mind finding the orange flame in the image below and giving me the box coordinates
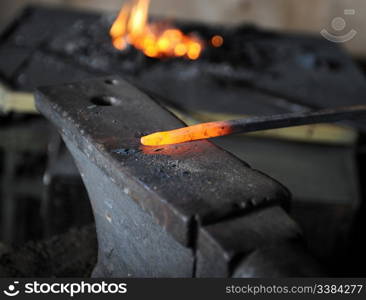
[141,121,233,146]
[110,0,205,59]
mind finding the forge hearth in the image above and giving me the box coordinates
[1,6,366,124]
[35,77,323,277]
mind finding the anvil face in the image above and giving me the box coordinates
[35,77,322,277]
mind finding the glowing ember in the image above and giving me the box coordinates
[141,121,233,146]
[211,35,224,47]
[110,0,210,60]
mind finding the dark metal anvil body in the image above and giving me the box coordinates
[35,77,322,277]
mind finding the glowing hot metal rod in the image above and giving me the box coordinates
[141,105,366,146]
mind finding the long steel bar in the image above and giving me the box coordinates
[141,105,366,146]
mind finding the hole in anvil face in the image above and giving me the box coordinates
[91,96,122,106]
[104,79,119,85]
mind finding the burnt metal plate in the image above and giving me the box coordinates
[35,76,290,246]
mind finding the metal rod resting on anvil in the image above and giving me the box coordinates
[141,105,366,146]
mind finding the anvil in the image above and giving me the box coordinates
[35,77,323,277]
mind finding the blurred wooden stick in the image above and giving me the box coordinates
[0,83,37,114]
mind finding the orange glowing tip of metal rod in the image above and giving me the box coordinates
[140,105,366,146]
[141,121,233,146]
